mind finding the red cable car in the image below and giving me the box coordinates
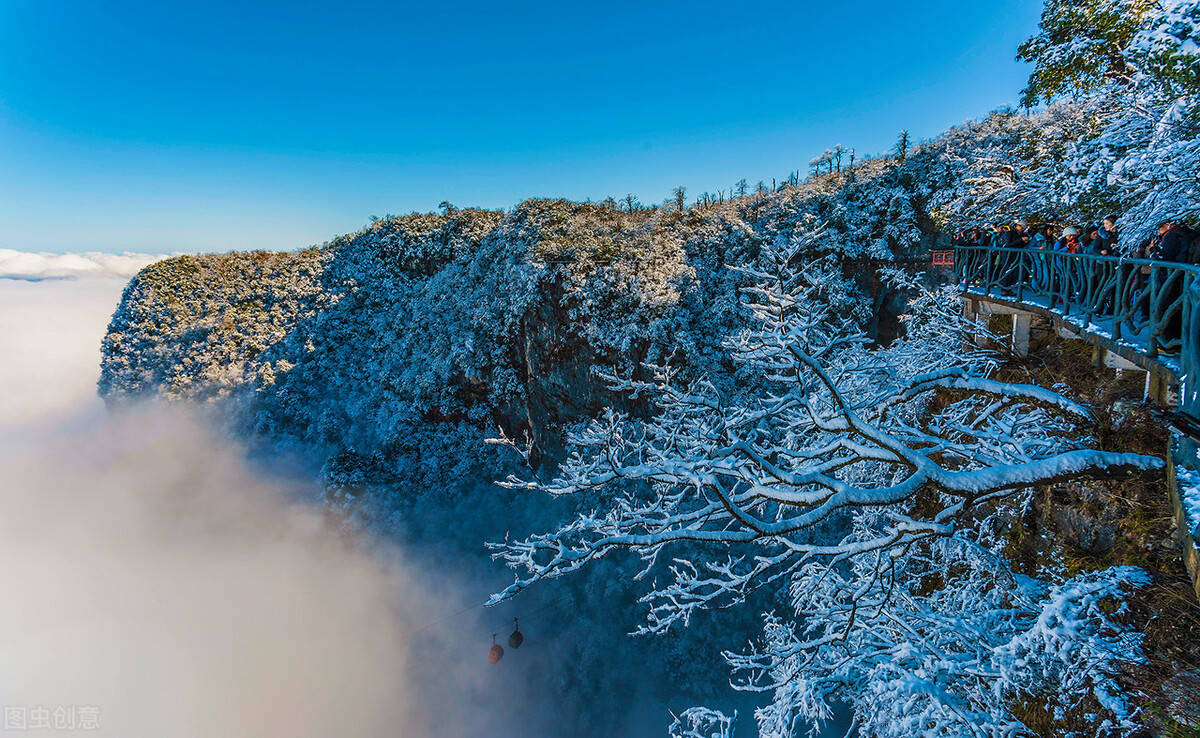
[488,634,504,664]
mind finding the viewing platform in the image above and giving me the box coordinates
[953,245,1200,599]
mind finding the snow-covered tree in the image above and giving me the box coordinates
[893,130,911,162]
[1009,0,1200,243]
[669,707,736,738]
[1017,0,1157,105]
[489,231,1163,736]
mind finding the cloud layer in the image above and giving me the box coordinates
[0,278,128,427]
[0,276,551,738]
[0,407,431,737]
[0,249,168,281]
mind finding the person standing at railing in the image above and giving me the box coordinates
[1087,218,1119,314]
[1078,226,1110,311]
[1154,220,1189,263]
[954,227,985,247]
[1010,220,1032,248]
[1029,224,1055,295]
[984,225,1008,291]
[1126,232,1158,323]
[998,220,1030,293]
[1087,216,1119,319]
[1150,220,1189,352]
[1097,216,1118,255]
[1030,226,1050,250]
[1051,227,1083,304]
[1053,226,1082,253]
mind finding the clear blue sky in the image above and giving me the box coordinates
[0,0,1043,254]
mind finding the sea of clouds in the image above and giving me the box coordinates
[0,268,553,738]
[0,255,841,738]
[0,249,171,282]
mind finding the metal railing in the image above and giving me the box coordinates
[954,245,1200,412]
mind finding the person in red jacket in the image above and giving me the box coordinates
[1054,226,1082,253]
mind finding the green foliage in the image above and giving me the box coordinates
[1017,0,1155,106]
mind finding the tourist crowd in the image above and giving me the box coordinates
[952,217,1196,263]
[952,217,1200,351]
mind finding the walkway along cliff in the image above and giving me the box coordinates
[955,244,1200,602]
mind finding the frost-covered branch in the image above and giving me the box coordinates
[488,245,1162,736]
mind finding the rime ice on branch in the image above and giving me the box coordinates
[489,232,1164,737]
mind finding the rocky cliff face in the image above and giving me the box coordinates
[97,198,862,738]
[99,194,915,493]
[101,201,725,491]
[99,96,1187,495]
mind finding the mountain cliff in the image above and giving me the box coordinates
[98,171,939,492]
[98,79,1200,483]
[95,107,1200,735]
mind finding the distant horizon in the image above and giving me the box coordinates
[1,0,1043,255]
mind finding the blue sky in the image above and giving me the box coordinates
[0,0,1043,254]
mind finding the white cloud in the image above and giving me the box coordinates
[0,276,554,738]
[0,249,169,281]
[0,278,127,427]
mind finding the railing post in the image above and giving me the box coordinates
[1016,251,1026,302]
[1184,275,1198,414]
[1065,253,1075,316]
[988,247,998,296]
[1150,266,1161,358]
[1108,260,1118,343]
[1088,256,1097,322]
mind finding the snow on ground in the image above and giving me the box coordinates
[1176,455,1200,544]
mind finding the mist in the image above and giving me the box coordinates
[0,277,130,427]
[0,271,810,738]
[0,276,560,737]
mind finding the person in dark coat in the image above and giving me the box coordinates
[1097,216,1118,255]
[1155,220,1189,263]
[1087,218,1118,314]
[989,225,1008,249]
[1010,220,1032,247]
[999,220,1030,291]
[1152,221,1188,350]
